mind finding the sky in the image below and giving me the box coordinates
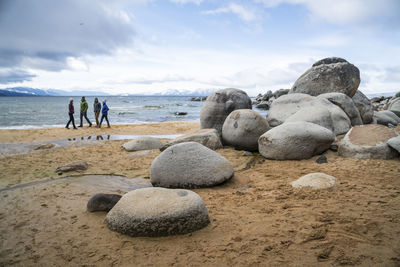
[0,0,399,96]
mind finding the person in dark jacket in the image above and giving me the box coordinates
[93,98,101,127]
[65,98,78,129]
[99,100,110,128]
[79,96,92,127]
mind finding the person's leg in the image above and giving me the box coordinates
[79,112,83,127]
[95,112,100,126]
[105,115,110,127]
[71,114,77,129]
[84,111,92,126]
[66,114,71,128]
[99,114,104,128]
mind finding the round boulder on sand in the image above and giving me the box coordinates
[352,90,373,124]
[200,88,252,133]
[222,109,270,151]
[388,97,400,117]
[258,121,335,160]
[285,106,334,132]
[123,136,163,152]
[291,173,337,189]
[317,92,363,126]
[290,57,360,97]
[160,128,222,151]
[150,142,234,188]
[105,187,210,237]
[373,110,400,126]
[338,124,399,159]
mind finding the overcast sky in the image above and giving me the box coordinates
[0,0,399,96]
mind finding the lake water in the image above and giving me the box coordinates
[0,96,267,129]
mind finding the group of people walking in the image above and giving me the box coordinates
[66,97,110,129]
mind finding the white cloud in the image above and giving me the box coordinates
[170,0,204,5]
[202,3,259,22]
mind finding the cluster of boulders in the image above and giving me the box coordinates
[87,56,399,239]
[189,96,207,101]
[252,89,289,109]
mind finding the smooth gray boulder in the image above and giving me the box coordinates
[291,173,337,189]
[388,97,400,117]
[160,128,222,151]
[317,92,363,126]
[258,121,335,160]
[373,110,400,126]
[338,125,399,159]
[290,57,360,97]
[56,161,88,173]
[352,90,373,124]
[122,137,163,152]
[150,142,234,188]
[222,109,270,151]
[387,136,400,153]
[267,93,351,135]
[87,193,122,212]
[105,187,210,237]
[200,88,252,133]
[285,106,334,133]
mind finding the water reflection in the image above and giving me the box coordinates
[68,135,111,141]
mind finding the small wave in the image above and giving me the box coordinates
[118,112,137,115]
[144,105,164,109]
[0,124,65,130]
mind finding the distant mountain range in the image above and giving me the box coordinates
[0,87,110,96]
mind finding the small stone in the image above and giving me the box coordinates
[291,173,337,189]
[329,144,338,152]
[56,161,88,173]
[87,193,122,212]
[243,151,253,156]
[34,143,55,150]
[316,155,328,164]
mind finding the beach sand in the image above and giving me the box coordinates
[0,122,399,266]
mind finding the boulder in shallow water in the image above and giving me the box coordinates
[258,121,335,160]
[222,109,270,151]
[87,193,122,212]
[352,90,373,124]
[200,88,252,134]
[56,161,88,173]
[290,57,360,97]
[151,142,234,188]
[338,124,399,159]
[105,187,210,237]
[160,128,222,151]
[122,136,163,152]
[291,173,336,189]
[373,110,400,126]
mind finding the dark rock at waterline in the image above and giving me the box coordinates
[87,193,122,212]
[174,112,188,116]
[189,96,207,101]
[316,155,328,164]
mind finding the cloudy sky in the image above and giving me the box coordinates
[0,0,399,96]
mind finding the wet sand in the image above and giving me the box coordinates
[0,122,400,266]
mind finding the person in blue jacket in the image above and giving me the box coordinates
[98,100,110,128]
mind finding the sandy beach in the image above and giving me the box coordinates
[0,121,399,266]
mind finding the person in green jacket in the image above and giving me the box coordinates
[79,96,92,127]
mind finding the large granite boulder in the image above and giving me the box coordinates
[200,88,252,133]
[258,121,335,160]
[387,136,400,153]
[388,97,400,117]
[150,142,234,188]
[160,129,222,151]
[317,92,363,126]
[122,137,163,152]
[285,106,334,133]
[105,188,210,237]
[352,90,373,124]
[291,173,337,190]
[267,93,351,135]
[290,57,360,97]
[338,124,399,159]
[87,193,122,212]
[222,109,270,151]
[373,110,400,126]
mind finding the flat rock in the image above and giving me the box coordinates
[222,109,270,151]
[317,92,363,126]
[105,187,210,237]
[150,142,234,188]
[87,193,122,212]
[387,136,400,153]
[352,90,373,124]
[373,110,400,126]
[160,128,222,151]
[200,88,252,134]
[122,137,163,152]
[338,124,399,159]
[258,121,335,160]
[290,57,360,97]
[56,161,88,173]
[291,173,337,189]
